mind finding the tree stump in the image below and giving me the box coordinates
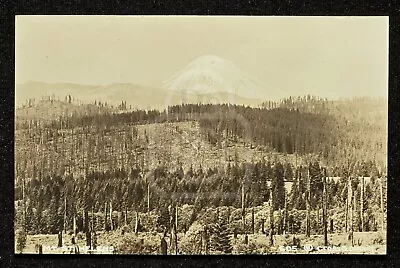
[160,237,167,255]
[71,234,76,245]
[92,231,97,250]
[269,229,274,247]
[57,231,62,248]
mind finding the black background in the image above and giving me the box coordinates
[1,1,399,267]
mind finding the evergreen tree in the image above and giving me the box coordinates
[295,166,307,210]
[49,186,63,234]
[272,162,285,210]
[16,228,27,253]
[210,216,232,254]
[309,161,323,209]
[289,176,299,210]
[35,189,44,234]
[285,162,294,181]
[157,205,171,231]
[25,200,35,234]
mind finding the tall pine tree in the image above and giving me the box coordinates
[210,216,232,254]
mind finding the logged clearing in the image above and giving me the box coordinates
[137,121,297,172]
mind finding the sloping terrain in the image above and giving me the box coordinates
[15,81,171,110]
[15,99,116,122]
[16,81,262,110]
[138,121,301,172]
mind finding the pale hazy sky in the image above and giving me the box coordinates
[15,16,388,99]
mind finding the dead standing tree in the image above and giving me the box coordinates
[241,181,246,233]
[72,211,77,244]
[347,176,354,246]
[85,210,91,249]
[175,204,178,253]
[109,200,113,231]
[160,228,168,255]
[147,182,150,215]
[251,206,255,235]
[168,204,179,255]
[322,168,328,246]
[306,168,311,237]
[134,211,140,234]
[379,175,385,232]
[104,201,108,231]
[283,194,288,235]
[62,179,68,235]
[360,176,365,232]
[201,225,210,254]
[269,184,274,247]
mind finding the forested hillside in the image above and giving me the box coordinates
[14,96,387,254]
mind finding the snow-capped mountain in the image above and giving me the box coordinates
[163,55,269,101]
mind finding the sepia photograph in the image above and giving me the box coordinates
[14,16,388,255]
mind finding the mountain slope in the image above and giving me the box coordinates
[16,80,263,111]
[15,81,169,110]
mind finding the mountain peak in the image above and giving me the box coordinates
[186,54,235,68]
[163,54,268,100]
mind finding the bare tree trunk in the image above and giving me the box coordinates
[63,194,67,234]
[277,209,282,235]
[353,189,357,245]
[251,206,255,235]
[22,176,26,230]
[175,204,178,233]
[283,196,288,235]
[85,210,91,248]
[58,231,63,247]
[269,188,274,246]
[241,183,245,233]
[348,177,353,246]
[380,177,385,231]
[306,169,311,237]
[323,173,328,246]
[91,207,95,233]
[124,205,128,226]
[160,236,167,255]
[360,176,364,232]
[147,183,150,214]
[172,226,178,255]
[135,211,139,234]
[109,201,113,231]
[345,195,348,233]
[104,201,108,231]
[72,213,77,244]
